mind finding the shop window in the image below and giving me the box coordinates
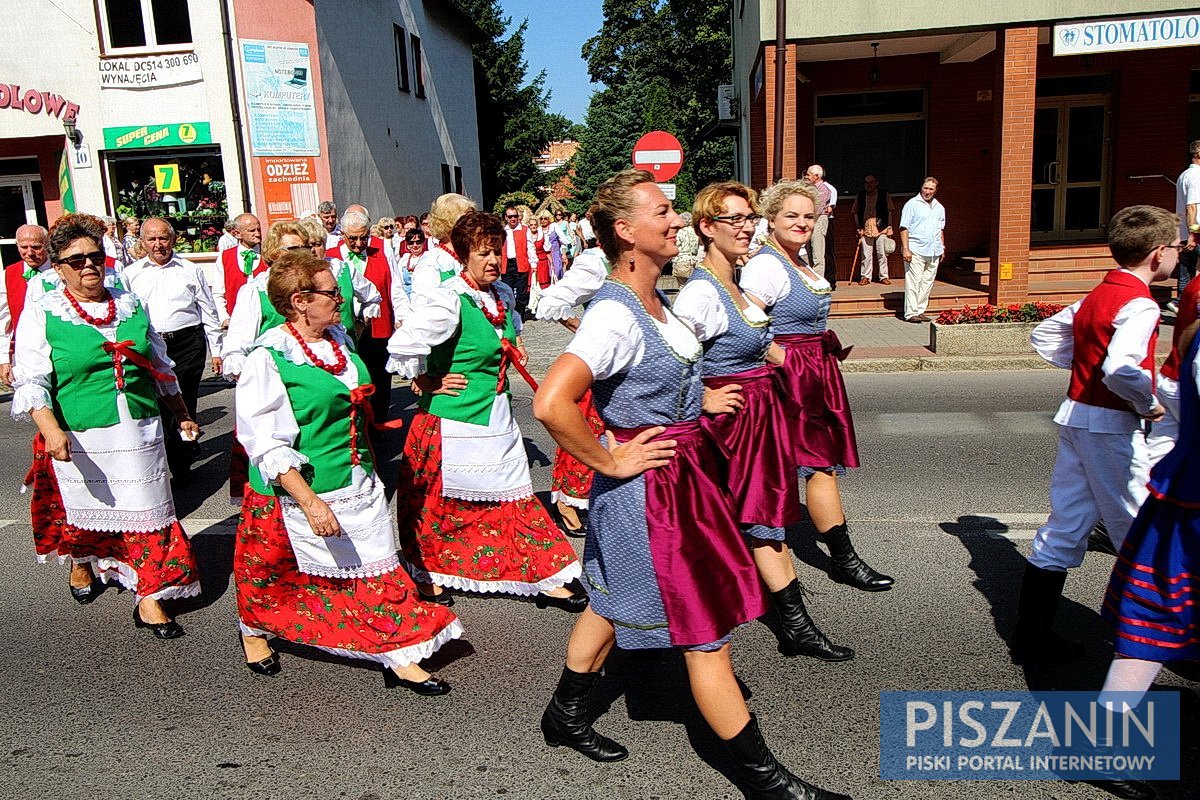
[100,0,192,52]
[441,163,453,194]
[453,166,463,194]
[105,148,226,253]
[394,25,410,93]
[412,34,426,99]
[814,89,927,198]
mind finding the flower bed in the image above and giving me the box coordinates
[930,302,1065,356]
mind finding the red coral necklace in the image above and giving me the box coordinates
[285,322,347,375]
[64,289,116,326]
[459,269,507,328]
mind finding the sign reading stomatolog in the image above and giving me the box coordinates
[0,83,79,120]
[1055,12,1200,56]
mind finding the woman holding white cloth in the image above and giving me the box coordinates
[387,211,584,610]
[233,250,460,693]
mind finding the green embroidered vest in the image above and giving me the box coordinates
[45,302,159,431]
[419,292,517,426]
[247,345,373,496]
[335,263,356,332]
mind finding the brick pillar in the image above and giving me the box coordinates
[762,43,799,184]
[988,27,1038,305]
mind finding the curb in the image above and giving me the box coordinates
[840,355,1054,373]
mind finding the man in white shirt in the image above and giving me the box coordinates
[579,211,596,248]
[805,165,834,280]
[319,200,341,250]
[124,217,223,478]
[0,224,52,385]
[502,204,538,318]
[899,177,946,323]
[212,213,262,324]
[1172,140,1200,313]
[217,219,239,252]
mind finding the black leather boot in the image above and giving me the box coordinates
[1010,561,1085,664]
[540,666,628,762]
[770,579,854,662]
[724,714,853,800]
[817,523,894,592]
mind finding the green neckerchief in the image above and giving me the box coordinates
[241,249,257,276]
[345,249,365,267]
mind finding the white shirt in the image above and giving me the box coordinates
[1030,290,1160,431]
[1177,163,1200,240]
[217,232,238,252]
[504,224,538,265]
[411,247,460,295]
[0,259,51,366]
[122,254,223,353]
[534,247,609,320]
[208,244,259,326]
[825,180,839,214]
[579,217,594,242]
[565,298,701,380]
[740,249,828,308]
[386,277,521,378]
[673,275,769,342]
[899,196,946,258]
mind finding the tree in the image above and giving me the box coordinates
[569,0,735,212]
[453,0,572,207]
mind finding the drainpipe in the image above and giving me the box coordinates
[772,0,786,182]
[219,0,253,213]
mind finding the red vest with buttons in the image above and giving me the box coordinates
[1067,269,1158,411]
[221,247,266,317]
[509,225,531,274]
[1160,277,1200,381]
[326,243,393,338]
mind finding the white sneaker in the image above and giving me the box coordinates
[1167,300,1179,314]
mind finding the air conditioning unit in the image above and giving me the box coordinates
[717,84,738,121]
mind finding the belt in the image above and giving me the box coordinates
[159,324,202,341]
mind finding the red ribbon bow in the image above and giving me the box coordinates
[498,339,538,393]
[348,384,404,466]
[102,340,178,390]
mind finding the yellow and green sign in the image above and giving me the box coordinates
[102,122,211,150]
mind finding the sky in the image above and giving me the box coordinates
[500,0,604,125]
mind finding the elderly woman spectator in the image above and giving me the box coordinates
[12,213,200,637]
[373,217,400,268]
[233,249,461,689]
[411,193,477,294]
[121,216,140,258]
[387,211,584,609]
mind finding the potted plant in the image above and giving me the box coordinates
[930,302,1065,356]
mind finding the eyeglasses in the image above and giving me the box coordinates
[505,214,520,220]
[711,214,762,227]
[303,289,343,303]
[407,239,426,246]
[282,245,309,252]
[344,234,370,243]
[56,251,106,270]
[1162,243,1186,252]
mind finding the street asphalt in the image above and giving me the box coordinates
[0,319,1196,800]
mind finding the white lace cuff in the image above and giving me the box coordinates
[220,351,247,382]
[361,303,382,320]
[256,446,310,484]
[10,383,51,421]
[156,379,181,396]
[386,354,424,379]
[535,298,578,321]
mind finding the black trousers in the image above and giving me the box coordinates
[356,330,392,422]
[157,324,205,472]
[502,258,530,313]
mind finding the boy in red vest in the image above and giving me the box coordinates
[1012,205,1181,664]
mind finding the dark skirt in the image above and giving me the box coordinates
[773,331,860,470]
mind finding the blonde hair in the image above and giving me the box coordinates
[592,168,657,262]
[692,181,759,245]
[428,193,477,240]
[759,180,820,221]
[262,221,308,264]
[298,217,328,249]
[372,217,396,237]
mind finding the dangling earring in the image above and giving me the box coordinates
[627,256,636,269]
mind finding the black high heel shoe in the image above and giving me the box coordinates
[241,637,281,677]
[133,604,185,639]
[382,668,451,696]
[535,581,588,613]
[69,579,100,605]
[417,588,454,607]
[552,505,588,539]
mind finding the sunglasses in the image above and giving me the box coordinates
[56,251,106,270]
[303,289,343,303]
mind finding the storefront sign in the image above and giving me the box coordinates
[259,156,319,224]
[240,40,321,157]
[154,164,181,193]
[103,122,211,149]
[1055,12,1200,56]
[98,53,203,89]
[0,83,79,120]
[71,144,91,170]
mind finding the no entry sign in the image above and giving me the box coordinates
[632,131,683,182]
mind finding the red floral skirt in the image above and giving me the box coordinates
[28,434,199,602]
[235,488,462,667]
[397,410,581,594]
[550,391,603,509]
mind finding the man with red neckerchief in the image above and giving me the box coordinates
[1,224,52,385]
[326,209,399,422]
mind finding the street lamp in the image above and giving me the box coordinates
[62,117,82,148]
[868,43,881,85]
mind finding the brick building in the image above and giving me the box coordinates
[732,2,1199,315]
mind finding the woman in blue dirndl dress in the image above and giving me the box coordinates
[532,170,852,800]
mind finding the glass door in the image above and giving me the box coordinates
[0,178,39,265]
[1030,97,1111,241]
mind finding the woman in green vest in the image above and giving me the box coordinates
[233,250,461,692]
[388,211,585,610]
[12,213,200,638]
